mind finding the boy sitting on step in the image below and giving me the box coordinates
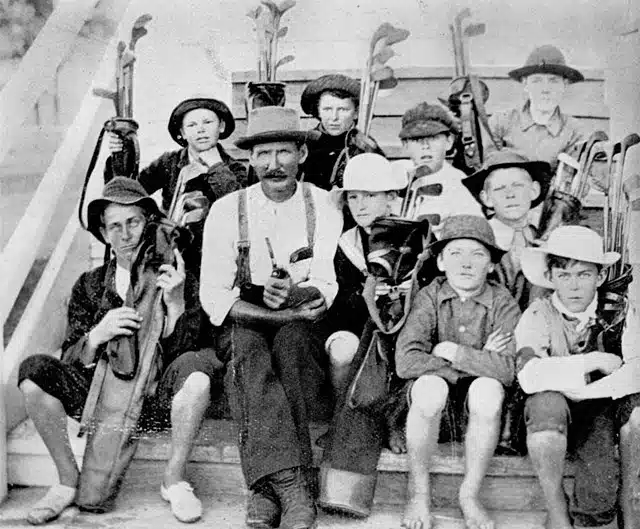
[395,214,521,529]
[393,102,483,231]
[516,225,640,529]
[462,148,551,311]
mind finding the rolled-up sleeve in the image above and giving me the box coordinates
[199,193,241,326]
[300,191,342,308]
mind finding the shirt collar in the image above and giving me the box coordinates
[520,101,565,137]
[438,278,494,309]
[489,217,536,250]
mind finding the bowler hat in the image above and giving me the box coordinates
[235,106,321,150]
[87,177,160,244]
[168,97,235,146]
[399,102,460,140]
[330,153,406,207]
[301,74,361,118]
[462,149,552,209]
[520,225,620,289]
[508,45,584,84]
[428,214,506,263]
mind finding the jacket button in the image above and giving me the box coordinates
[459,325,466,333]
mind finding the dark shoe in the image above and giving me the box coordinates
[246,481,280,529]
[268,467,317,529]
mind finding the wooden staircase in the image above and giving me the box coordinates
[6,417,568,527]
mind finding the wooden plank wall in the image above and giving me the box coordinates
[225,67,608,160]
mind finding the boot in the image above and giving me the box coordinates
[268,467,317,529]
[246,480,281,529]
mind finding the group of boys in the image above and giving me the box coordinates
[15,42,640,529]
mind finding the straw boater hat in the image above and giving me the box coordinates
[398,102,460,140]
[234,106,321,150]
[300,74,361,118]
[87,177,161,244]
[508,45,584,84]
[462,149,552,209]
[330,153,406,207]
[168,97,236,146]
[520,225,620,289]
[427,214,506,264]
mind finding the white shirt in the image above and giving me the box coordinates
[199,182,343,326]
[392,160,483,233]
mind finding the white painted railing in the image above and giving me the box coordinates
[0,0,134,504]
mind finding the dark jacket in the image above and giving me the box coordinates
[61,259,204,371]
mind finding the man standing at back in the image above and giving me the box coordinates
[199,106,343,529]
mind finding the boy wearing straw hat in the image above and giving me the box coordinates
[395,214,521,529]
[516,225,640,529]
[487,45,585,170]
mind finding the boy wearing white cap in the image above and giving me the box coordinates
[318,153,407,518]
[516,225,640,529]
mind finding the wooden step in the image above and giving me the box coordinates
[7,418,575,512]
[1,486,549,529]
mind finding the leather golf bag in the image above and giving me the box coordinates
[76,217,182,512]
[536,189,582,242]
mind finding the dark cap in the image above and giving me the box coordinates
[300,74,361,118]
[168,97,235,146]
[87,177,160,244]
[428,214,506,263]
[508,45,584,84]
[399,102,460,139]
[462,149,552,209]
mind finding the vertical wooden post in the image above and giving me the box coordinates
[0,327,6,504]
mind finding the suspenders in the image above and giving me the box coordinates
[233,183,317,289]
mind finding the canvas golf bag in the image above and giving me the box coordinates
[76,216,186,512]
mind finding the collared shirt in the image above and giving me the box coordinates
[487,101,585,169]
[199,182,343,326]
[395,276,521,386]
[392,160,483,233]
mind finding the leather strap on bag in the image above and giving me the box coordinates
[468,74,500,150]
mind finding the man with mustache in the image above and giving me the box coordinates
[199,106,343,529]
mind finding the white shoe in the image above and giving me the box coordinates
[160,481,203,523]
[27,484,76,525]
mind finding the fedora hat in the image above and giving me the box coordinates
[462,149,551,209]
[428,214,506,263]
[168,97,235,146]
[520,225,620,289]
[300,74,361,118]
[399,102,460,139]
[508,45,584,84]
[330,153,406,207]
[235,106,321,150]
[87,177,161,244]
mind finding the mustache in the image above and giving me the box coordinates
[263,169,289,179]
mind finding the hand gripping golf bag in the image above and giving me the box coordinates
[76,216,184,512]
[346,216,433,413]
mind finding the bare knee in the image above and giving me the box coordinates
[527,430,567,454]
[410,375,449,417]
[326,331,359,368]
[176,372,210,401]
[467,377,504,418]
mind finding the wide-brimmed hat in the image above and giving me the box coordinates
[168,97,235,146]
[508,45,584,84]
[300,74,361,118]
[520,225,620,288]
[87,177,160,244]
[399,102,460,139]
[235,106,321,150]
[330,153,406,207]
[428,214,506,263]
[462,149,552,209]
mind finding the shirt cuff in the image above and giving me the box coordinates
[299,279,338,309]
[203,287,240,327]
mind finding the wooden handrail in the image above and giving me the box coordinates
[0,0,100,165]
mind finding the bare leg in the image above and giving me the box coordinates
[527,431,572,529]
[20,380,78,487]
[164,372,210,486]
[402,375,448,529]
[459,377,503,529]
[326,331,359,400]
[620,406,640,529]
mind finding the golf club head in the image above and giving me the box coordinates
[371,65,394,82]
[464,22,486,38]
[378,76,398,91]
[454,8,471,25]
[372,46,395,65]
[130,13,152,51]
